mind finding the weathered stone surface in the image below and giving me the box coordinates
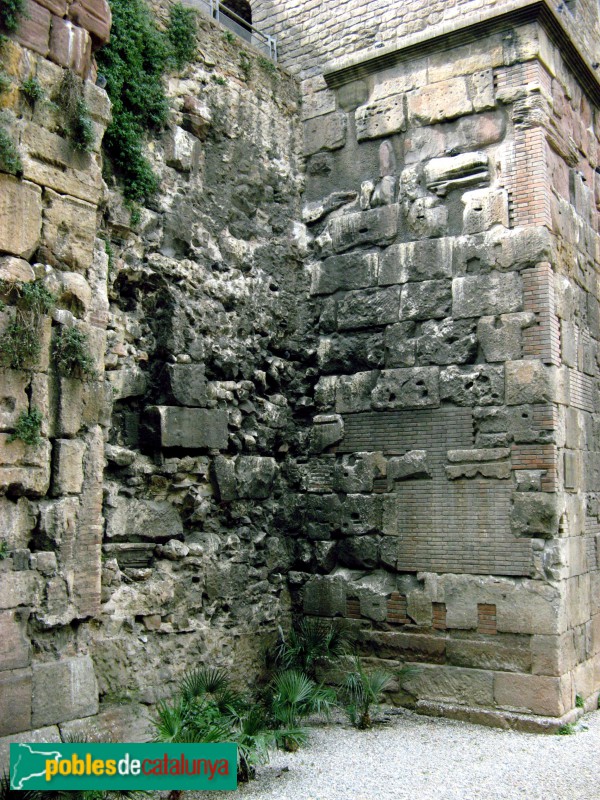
[462,188,509,234]
[305,494,343,539]
[164,126,199,172]
[32,656,98,727]
[477,313,534,362]
[0,436,51,497]
[340,494,382,535]
[235,456,277,499]
[164,364,208,407]
[335,371,379,413]
[318,332,384,373]
[400,280,451,321]
[59,703,152,745]
[511,493,558,538]
[407,78,473,126]
[425,152,489,196]
[303,191,358,224]
[331,453,381,493]
[0,610,31,672]
[372,367,440,410]
[329,206,399,253]
[0,256,35,284]
[453,227,553,274]
[494,673,568,716]
[0,370,29,432]
[303,574,347,616]
[14,1,51,56]
[406,197,448,238]
[145,406,228,449]
[453,273,523,318]
[356,94,406,141]
[379,239,453,286]
[417,319,477,365]
[0,176,43,259]
[384,322,417,367]
[440,365,504,406]
[505,361,555,405]
[0,668,32,736]
[0,724,61,773]
[304,112,347,155]
[446,637,531,673]
[446,462,511,479]
[310,415,344,453]
[105,497,183,543]
[51,439,85,495]
[337,286,401,330]
[41,190,97,272]
[402,664,494,707]
[48,17,92,75]
[69,0,112,47]
[388,450,429,481]
[0,497,35,551]
[337,536,379,569]
[311,252,379,295]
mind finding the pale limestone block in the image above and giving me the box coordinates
[41,189,97,272]
[0,176,42,259]
[407,77,473,125]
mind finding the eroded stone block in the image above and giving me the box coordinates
[400,280,451,321]
[505,361,555,405]
[105,497,183,543]
[372,367,440,410]
[477,313,534,362]
[337,286,401,330]
[329,206,399,253]
[356,94,406,141]
[0,668,32,736]
[0,176,43,259]
[453,272,523,318]
[51,439,85,495]
[304,112,347,156]
[32,656,98,727]
[425,152,489,196]
[407,78,473,125]
[164,364,207,407]
[145,406,228,450]
[41,190,97,272]
[417,319,477,365]
[511,493,558,538]
[311,252,379,296]
[379,238,453,286]
[440,365,504,406]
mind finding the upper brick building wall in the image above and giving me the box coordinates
[252,0,600,79]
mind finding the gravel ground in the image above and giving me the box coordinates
[196,708,600,800]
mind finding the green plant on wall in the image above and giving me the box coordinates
[53,326,96,379]
[0,0,25,33]
[60,70,95,152]
[167,2,197,70]
[8,407,43,447]
[0,126,22,175]
[21,76,45,104]
[0,279,55,370]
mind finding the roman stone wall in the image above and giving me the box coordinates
[252,0,600,80]
[0,0,305,760]
[297,6,600,729]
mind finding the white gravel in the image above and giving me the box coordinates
[196,708,600,800]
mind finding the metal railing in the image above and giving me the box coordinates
[182,0,277,62]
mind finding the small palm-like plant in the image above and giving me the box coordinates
[342,657,395,730]
[270,669,336,751]
[274,618,350,679]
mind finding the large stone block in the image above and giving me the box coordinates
[0,175,43,259]
[14,0,51,56]
[164,364,207,407]
[329,206,399,253]
[505,361,556,405]
[400,280,452,321]
[69,0,112,48]
[145,406,228,450]
[379,239,453,286]
[511,493,558,538]
[407,78,473,126]
[494,673,569,716]
[340,494,383,535]
[105,497,183,543]
[235,456,277,500]
[453,272,523,318]
[51,439,85,495]
[477,313,534,362]
[310,414,344,453]
[462,188,509,234]
[318,332,384,374]
[0,668,32,736]
[384,322,416,368]
[0,256,35,284]
[440,365,504,406]
[337,286,401,330]
[0,497,35,551]
[0,724,61,774]
[304,112,347,156]
[446,636,531,673]
[335,371,379,413]
[372,367,440,410]
[48,17,92,76]
[424,152,489,196]
[0,370,29,432]
[32,656,98,727]
[303,574,347,616]
[402,664,494,707]
[0,435,51,497]
[417,319,477,365]
[355,94,406,141]
[41,190,97,272]
[453,227,553,274]
[311,252,379,295]
[0,609,30,671]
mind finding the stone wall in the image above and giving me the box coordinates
[0,4,112,750]
[253,0,600,81]
[0,0,305,759]
[297,4,600,730]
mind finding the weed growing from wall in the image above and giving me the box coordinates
[60,70,95,152]
[21,76,44,104]
[53,326,96,379]
[0,0,24,33]
[0,280,55,370]
[0,126,22,175]
[8,407,43,447]
[167,3,197,70]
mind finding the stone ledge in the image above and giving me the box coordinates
[415,699,582,734]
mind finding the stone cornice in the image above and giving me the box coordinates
[323,0,600,105]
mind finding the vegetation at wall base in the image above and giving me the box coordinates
[0,0,25,34]
[342,656,395,730]
[273,618,350,679]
